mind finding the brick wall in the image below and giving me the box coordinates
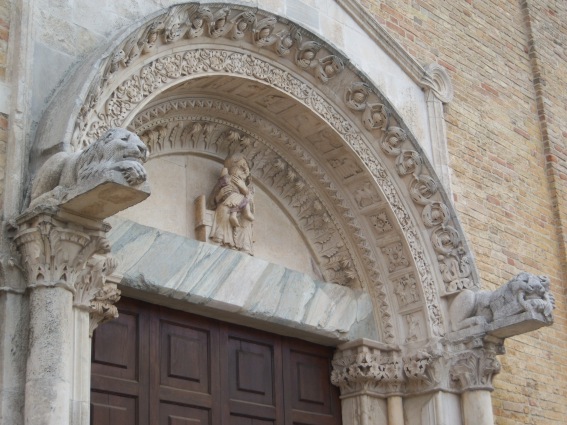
[0,0,9,213]
[358,0,566,423]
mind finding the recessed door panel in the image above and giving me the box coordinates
[91,298,340,425]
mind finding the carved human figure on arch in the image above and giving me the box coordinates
[208,152,255,255]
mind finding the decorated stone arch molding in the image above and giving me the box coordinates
[32,2,480,342]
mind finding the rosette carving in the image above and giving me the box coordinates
[345,82,370,111]
[380,127,407,156]
[422,202,450,228]
[253,17,278,47]
[362,103,389,131]
[409,175,438,205]
[395,150,422,176]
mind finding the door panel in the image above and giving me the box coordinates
[221,326,284,425]
[159,402,211,425]
[283,341,340,425]
[91,299,150,425]
[90,391,137,425]
[91,298,340,425]
[157,320,215,394]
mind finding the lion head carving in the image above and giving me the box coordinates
[29,128,149,209]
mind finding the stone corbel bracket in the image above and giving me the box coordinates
[448,272,555,338]
[28,128,150,218]
[14,128,150,305]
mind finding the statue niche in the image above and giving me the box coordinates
[205,152,255,255]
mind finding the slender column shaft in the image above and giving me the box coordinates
[25,286,74,425]
[70,308,92,425]
[0,291,27,425]
[462,390,494,425]
[387,396,404,425]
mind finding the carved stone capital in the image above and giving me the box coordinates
[403,350,436,385]
[89,281,121,336]
[13,209,111,292]
[74,255,121,335]
[331,339,404,397]
[332,338,509,396]
[448,344,502,392]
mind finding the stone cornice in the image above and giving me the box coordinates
[334,0,426,85]
[335,0,454,105]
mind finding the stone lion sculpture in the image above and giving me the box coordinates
[449,272,554,332]
[29,128,148,209]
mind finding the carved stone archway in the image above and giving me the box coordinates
[21,3,556,425]
[32,2,480,344]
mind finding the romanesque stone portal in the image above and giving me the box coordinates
[3,2,558,425]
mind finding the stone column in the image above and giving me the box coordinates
[331,339,403,425]
[13,209,114,425]
[71,257,121,425]
[461,390,494,425]
[13,128,150,425]
[387,396,404,425]
[448,343,503,425]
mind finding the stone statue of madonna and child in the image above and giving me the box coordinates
[207,152,255,255]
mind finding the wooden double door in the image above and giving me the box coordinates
[91,298,341,425]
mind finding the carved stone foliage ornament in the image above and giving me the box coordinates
[449,350,501,391]
[343,79,475,296]
[89,281,121,336]
[74,4,344,149]
[74,255,121,335]
[331,339,508,397]
[331,347,404,396]
[67,3,481,338]
[13,209,122,338]
[13,212,111,291]
[331,342,440,397]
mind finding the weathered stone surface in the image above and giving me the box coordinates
[448,272,554,335]
[107,216,376,342]
[1,1,565,424]
[29,128,150,217]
